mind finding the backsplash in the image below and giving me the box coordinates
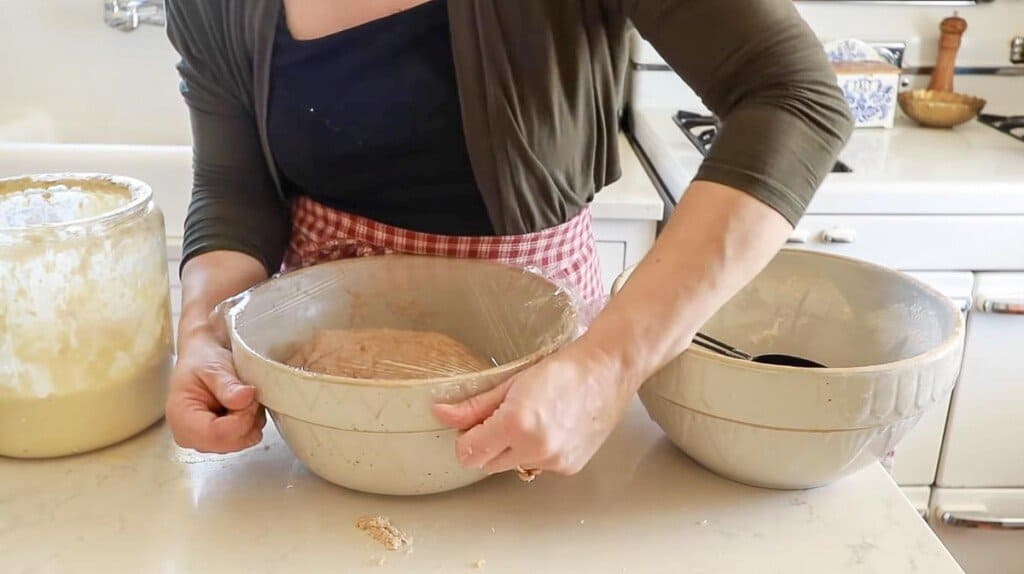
[630,1,1024,114]
[632,1,1024,67]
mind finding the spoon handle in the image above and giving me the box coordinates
[693,332,754,361]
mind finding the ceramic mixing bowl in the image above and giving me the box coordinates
[612,249,964,489]
[228,255,577,495]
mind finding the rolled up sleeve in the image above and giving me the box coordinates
[617,0,854,225]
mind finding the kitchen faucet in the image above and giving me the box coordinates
[104,0,165,32]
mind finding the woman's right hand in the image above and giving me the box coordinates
[166,329,266,453]
[166,251,271,454]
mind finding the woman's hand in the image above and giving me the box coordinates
[165,329,266,453]
[433,341,633,475]
[166,251,270,454]
[435,181,793,477]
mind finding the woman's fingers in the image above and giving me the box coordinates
[455,410,513,469]
[174,399,261,453]
[432,378,513,430]
[199,362,256,412]
[482,448,520,475]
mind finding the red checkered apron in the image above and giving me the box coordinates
[283,195,605,305]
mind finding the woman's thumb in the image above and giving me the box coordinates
[202,364,256,411]
[433,378,513,430]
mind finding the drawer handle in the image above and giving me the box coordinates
[977,298,1024,315]
[786,230,810,244]
[820,227,857,244]
[941,510,1024,530]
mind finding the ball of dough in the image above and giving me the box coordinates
[286,329,493,380]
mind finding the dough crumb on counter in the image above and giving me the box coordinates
[473,559,487,569]
[356,515,413,551]
[515,466,538,482]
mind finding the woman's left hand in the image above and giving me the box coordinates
[432,342,633,476]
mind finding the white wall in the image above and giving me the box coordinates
[0,0,188,145]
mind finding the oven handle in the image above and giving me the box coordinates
[941,510,1024,530]
[977,297,1024,315]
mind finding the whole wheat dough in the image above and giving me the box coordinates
[287,328,493,380]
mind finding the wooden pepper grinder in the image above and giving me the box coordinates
[928,12,967,93]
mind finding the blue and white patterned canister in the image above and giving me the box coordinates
[825,39,901,129]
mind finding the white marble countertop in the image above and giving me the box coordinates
[631,106,1024,215]
[1,401,962,574]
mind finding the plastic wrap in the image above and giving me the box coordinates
[219,255,597,387]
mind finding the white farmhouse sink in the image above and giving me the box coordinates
[0,0,191,250]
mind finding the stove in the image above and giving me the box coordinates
[673,111,853,173]
[978,113,1024,143]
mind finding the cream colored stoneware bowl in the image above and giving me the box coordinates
[228,255,577,495]
[612,249,965,489]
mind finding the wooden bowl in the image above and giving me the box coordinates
[898,89,986,128]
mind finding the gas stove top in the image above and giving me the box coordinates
[978,114,1024,143]
[629,105,1024,216]
[673,111,853,173]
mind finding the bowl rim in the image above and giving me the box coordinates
[0,172,152,232]
[613,249,965,375]
[229,255,579,388]
[897,88,987,107]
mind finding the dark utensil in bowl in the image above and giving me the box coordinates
[693,332,827,368]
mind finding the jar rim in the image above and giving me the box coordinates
[0,173,153,233]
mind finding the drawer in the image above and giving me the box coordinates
[596,241,626,294]
[788,215,1024,270]
[937,273,1024,487]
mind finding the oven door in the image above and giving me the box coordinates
[930,488,1024,574]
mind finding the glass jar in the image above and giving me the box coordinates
[0,174,173,457]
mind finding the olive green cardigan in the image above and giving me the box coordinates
[166,0,853,274]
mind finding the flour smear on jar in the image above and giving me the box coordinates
[0,176,173,458]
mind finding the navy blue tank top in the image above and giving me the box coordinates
[267,0,493,235]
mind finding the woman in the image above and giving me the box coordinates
[165,0,853,477]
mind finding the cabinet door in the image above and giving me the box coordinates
[891,273,973,486]
[592,219,657,292]
[937,273,1024,487]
